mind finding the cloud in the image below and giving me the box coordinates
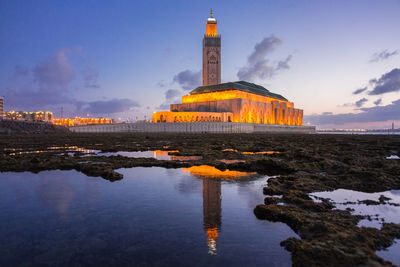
[173,70,201,90]
[157,81,167,88]
[355,98,368,107]
[370,49,398,63]
[3,48,132,118]
[374,98,382,106]
[276,55,292,70]
[305,98,400,125]
[33,48,75,90]
[368,68,400,95]
[248,36,282,64]
[340,98,368,108]
[14,65,29,77]
[237,60,276,81]
[237,35,292,81]
[157,89,182,110]
[353,87,367,95]
[165,89,181,100]
[81,98,140,115]
[83,66,100,88]
[5,49,77,110]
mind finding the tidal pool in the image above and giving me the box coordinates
[0,167,296,266]
[310,189,400,228]
[4,146,99,156]
[90,150,202,161]
[376,239,400,266]
[310,189,400,265]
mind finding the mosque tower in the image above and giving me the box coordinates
[203,9,221,86]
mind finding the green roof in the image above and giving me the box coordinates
[190,81,288,101]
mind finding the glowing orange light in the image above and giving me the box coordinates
[242,151,280,155]
[182,90,292,106]
[207,227,218,240]
[182,165,256,179]
[206,23,217,36]
[152,111,232,123]
[53,117,113,127]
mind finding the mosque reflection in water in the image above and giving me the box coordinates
[182,165,257,255]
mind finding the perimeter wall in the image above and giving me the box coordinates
[69,122,315,134]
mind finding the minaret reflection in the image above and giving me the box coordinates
[203,178,221,255]
[182,165,257,255]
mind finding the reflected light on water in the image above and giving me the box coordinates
[242,151,280,155]
[182,165,256,179]
[152,150,202,161]
[0,168,296,266]
[206,228,218,255]
[6,146,98,156]
[202,178,221,255]
[185,165,258,255]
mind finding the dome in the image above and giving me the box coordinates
[207,8,217,24]
[207,17,217,24]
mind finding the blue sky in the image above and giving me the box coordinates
[1,0,399,128]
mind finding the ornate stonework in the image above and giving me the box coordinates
[203,13,221,86]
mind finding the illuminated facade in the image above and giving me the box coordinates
[53,117,113,127]
[153,81,303,125]
[152,11,303,126]
[4,110,54,122]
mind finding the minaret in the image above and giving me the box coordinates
[203,9,221,86]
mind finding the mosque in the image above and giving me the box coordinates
[152,11,303,126]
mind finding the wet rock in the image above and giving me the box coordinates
[264,197,280,205]
[379,195,391,203]
[358,199,381,205]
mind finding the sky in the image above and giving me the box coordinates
[0,0,399,129]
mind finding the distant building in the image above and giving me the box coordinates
[53,117,113,127]
[4,110,54,122]
[0,97,4,118]
[152,11,303,126]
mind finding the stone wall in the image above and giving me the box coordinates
[70,122,315,134]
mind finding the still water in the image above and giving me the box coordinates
[310,189,400,229]
[0,167,296,266]
[310,189,400,266]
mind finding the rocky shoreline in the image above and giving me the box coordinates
[0,133,399,266]
[0,120,68,134]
